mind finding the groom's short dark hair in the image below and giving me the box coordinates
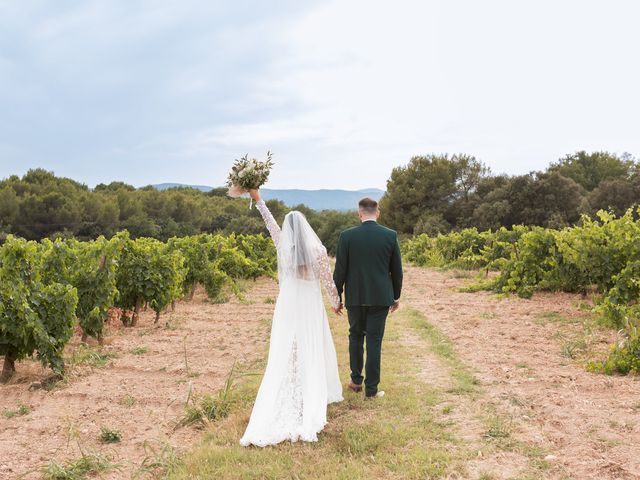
[358,197,378,214]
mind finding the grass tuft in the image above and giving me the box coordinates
[130,346,149,355]
[132,440,182,479]
[483,415,512,440]
[177,363,239,429]
[2,403,31,419]
[70,345,118,368]
[99,426,122,443]
[41,452,118,480]
[118,394,136,407]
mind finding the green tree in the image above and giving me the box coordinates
[467,172,584,229]
[548,151,635,191]
[315,210,359,255]
[453,154,490,203]
[587,177,640,216]
[0,186,19,228]
[94,181,136,192]
[380,154,489,234]
[521,172,585,227]
[17,191,83,239]
[380,154,459,234]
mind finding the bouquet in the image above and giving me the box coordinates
[226,151,274,207]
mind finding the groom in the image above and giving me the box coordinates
[333,197,403,399]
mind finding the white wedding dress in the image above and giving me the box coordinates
[240,200,343,447]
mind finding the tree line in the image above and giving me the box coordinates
[380,150,640,235]
[0,169,358,254]
[1,150,638,247]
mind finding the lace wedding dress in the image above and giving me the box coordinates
[239,200,343,447]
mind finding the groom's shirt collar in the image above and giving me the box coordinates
[362,220,377,224]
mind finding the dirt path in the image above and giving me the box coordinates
[402,266,640,480]
[0,279,278,480]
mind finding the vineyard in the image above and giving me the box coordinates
[3,206,640,383]
[0,232,276,382]
[403,207,640,375]
[1,217,640,478]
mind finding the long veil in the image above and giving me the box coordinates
[277,211,326,281]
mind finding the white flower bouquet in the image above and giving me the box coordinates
[226,151,274,206]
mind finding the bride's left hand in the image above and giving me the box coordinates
[249,189,261,201]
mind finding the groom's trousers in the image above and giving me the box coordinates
[347,305,389,397]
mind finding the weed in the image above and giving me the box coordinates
[71,345,118,368]
[2,403,31,419]
[118,394,136,408]
[41,452,118,480]
[176,363,239,429]
[100,426,122,444]
[484,415,512,440]
[133,440,182,479]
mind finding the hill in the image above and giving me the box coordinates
[153,184,385,211]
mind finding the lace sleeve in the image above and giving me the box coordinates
[315,251,341,310]
[255,199,281,248]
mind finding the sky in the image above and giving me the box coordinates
[1,0,639,190]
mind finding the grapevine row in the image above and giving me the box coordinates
[0,232,276,381]
[402,207,640,374]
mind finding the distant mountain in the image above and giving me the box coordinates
[152,183,385,211]
[259,188,385,211]
[153,183,213,192]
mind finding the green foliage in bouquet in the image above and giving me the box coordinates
[226,151,274,193]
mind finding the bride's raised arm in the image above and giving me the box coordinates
[251,191,281,249]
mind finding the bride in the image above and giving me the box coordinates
[239,188,343,447]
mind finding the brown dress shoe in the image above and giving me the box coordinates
[348,382,363,393]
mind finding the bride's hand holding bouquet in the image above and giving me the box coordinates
[248,189,261,202]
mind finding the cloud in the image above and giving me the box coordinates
[0,0,639,190]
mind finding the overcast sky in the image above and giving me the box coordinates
[1,0,639,190]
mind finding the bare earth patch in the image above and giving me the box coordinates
[404,266,640,480]
[0,279,277,480]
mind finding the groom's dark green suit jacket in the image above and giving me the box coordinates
[333,220,403,307]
